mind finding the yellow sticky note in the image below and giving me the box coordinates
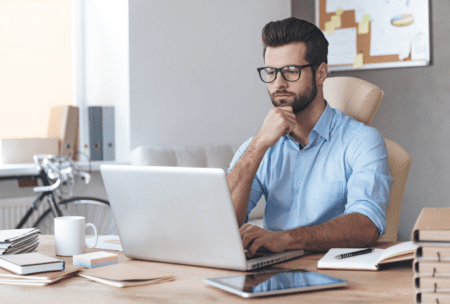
[331,15,341,28]
[336,8,344,16]
[358,21,369,34]
[354,54,363,69]
[363,14,370,22]
[325,21,335,35]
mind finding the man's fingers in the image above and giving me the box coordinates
[247,238,265,257]
[240,224,256,238]
[242,230,263,249]
[240,223,253,232]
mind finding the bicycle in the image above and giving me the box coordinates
[15,154,118,235]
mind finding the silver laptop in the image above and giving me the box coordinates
[100,165,304,271]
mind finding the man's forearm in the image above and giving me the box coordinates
[227,138,269,227]
[282,213,380,251]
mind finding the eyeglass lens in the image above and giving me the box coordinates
[260,66,301,83]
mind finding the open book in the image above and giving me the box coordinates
[317,241,416,271]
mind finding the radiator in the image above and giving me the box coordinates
[0,196,48,230]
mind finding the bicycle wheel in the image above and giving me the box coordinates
[33,197,118,235]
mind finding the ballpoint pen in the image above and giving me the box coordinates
[335,248,374,259]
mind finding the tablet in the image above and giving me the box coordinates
[204,269,348,298]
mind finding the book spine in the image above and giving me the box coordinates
[414,259,450,277]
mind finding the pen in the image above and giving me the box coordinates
[335,248,374,259]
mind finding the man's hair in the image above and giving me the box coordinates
[262,17,329,72]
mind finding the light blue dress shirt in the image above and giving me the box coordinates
[228,103,393,236]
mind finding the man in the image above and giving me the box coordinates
[227,18,393,257]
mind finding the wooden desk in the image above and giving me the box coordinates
[1,236,415,303]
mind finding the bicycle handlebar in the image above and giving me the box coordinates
[33,178,61,193]
[32,154,91,194]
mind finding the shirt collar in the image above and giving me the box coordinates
[311,100,334,142]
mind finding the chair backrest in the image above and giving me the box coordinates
[324,76,411,242]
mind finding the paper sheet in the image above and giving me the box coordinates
[411,33,427,61]
[326,0,355,13]
[94,235,123,252]
[324,28,357,66]
[368,0,429,58]
[353,53,363,69]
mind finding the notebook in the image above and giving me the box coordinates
[0,265,82,286]
[0,253,64,275]
[317,241,416,271]
[412,208,450,245]
[78,262,174,288]
[100,165,305,271]
[0,228,40,255]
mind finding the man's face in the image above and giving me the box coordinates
[264,42,317,114]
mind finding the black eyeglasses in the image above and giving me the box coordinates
[257,64,317,83]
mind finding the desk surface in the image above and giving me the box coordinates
[1,236,415,303]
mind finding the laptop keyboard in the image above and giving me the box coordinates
[245,251,270,260]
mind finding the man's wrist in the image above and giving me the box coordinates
[252,133,274,151]
[278,230,294,251]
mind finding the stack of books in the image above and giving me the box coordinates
[412,208,450,303]
[0,252,81,286]
[0,265,82,286]
[0,228,40,255]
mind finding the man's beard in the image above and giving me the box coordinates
[269,77,318,114]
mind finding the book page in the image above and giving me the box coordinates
[377,241,416,263]
[0,228,37,242]
[318,248,384,270]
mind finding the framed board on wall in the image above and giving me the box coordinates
[315,0,430,72]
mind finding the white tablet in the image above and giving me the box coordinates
[205,269,348,298]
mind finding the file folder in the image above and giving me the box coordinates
[88,107,103,161]
[47,105,79,157]
[102,107,115,161]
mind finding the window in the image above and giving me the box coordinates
[0,0,72,139]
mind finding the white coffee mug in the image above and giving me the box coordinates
[54,216,98,256]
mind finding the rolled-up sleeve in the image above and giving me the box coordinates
[228,138,264,222]
[344,129,393,236]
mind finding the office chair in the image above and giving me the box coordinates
[323,76,411,242]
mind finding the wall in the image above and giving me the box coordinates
[293,0,449,241]
[75,0,130,163]
[128,0,291,149]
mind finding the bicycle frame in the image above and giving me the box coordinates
[15,169,63,229]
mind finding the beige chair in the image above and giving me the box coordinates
[323,76,411,242]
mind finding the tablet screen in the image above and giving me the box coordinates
[205,269,348,298]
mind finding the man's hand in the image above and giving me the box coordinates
[240,224,289,257]
[254,106,296,149]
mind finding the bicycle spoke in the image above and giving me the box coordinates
[33,197,116,236]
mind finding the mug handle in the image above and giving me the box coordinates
[85,223,98,249]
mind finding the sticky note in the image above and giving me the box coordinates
[325,21,335,35]
[331,15,341,28]
[363,14,370,22]
[354,54,364,69]
[73,251,119,269]
[336,8,344,16]
[358,21,369,34]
